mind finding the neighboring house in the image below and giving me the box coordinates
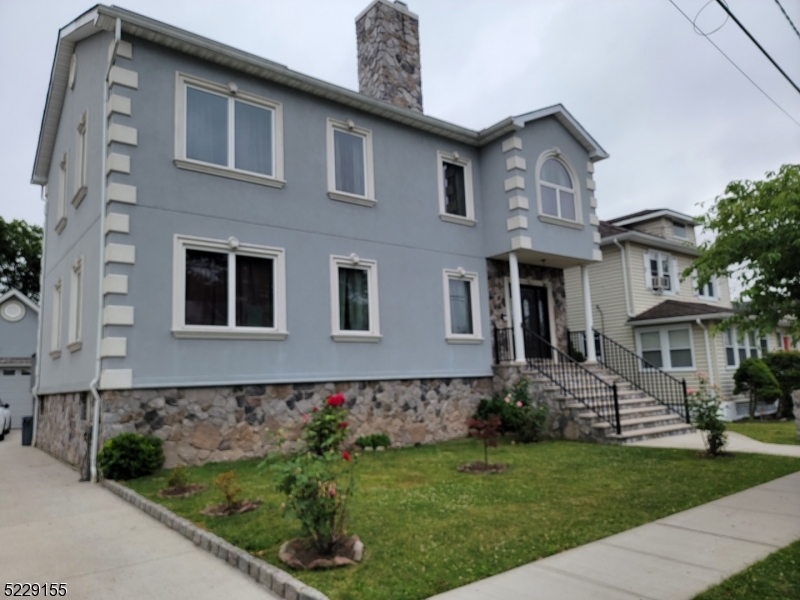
[30,1,609,469]
[565,208,797,420]
[0,289,38,428]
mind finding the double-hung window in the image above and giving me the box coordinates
[172,235,287,339]
[437,151,475,225]
[68,257,83,352]
[724,328,768,368]
[56,153,68,234]
[50,279,63,358]
[175,73,284,187]
[645,250,675,293]
[672,221,687,239]
[538,156,579,223]
[637,326,694,370]
[326,118,375,206]
[696,276,717,300]
[443,269,482,343]
[73,111,88,207]
[330,254,380,341]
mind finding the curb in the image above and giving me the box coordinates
[101,479,329,600]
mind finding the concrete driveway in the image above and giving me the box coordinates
[0,430,277,599]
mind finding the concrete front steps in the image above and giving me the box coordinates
[528,361,694,444]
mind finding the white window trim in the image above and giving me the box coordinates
[635,325,695,372]
[56,153,68,234]
[696,275,719,301]
[172,234,288,340]
[326,118,376,207]
[672,221,687,240]
[724,327,768,369]
[437,151,475,226]
[443,268,483,344]
[644,250,678,296]
[73,111,88,207]
[330,254,381,342]
[50,279,63,358]
[174,72,285,188]
[534,149,583,227]
[67,257,84,352]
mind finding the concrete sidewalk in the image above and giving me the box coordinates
[0,430,277,599]
[632,430,800,457]
[429,470,800,600]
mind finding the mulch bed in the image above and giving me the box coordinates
[157,484,207,499]
[200,498,262,517]
[457,461,507,474]
[279,535,364,570]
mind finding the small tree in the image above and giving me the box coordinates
[762,351,800,419]
[214,471,242,511]
[733,358,782,419]
[0,217,43,301]
[467,416,501,468]
[689,377,727,456]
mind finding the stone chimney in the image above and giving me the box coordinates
[356,0,423,113]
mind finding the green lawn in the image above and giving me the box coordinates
[727,420,799,445]
[125,439,800,600]
[694,538,800,600]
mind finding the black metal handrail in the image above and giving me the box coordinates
[583,329,690,423]
[494,326,621,434]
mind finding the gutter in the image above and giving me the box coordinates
[628,312,734,327]
[602,231,699,257]
[696,318,715,386]
[88,16,121,483]
[613,239,634,318]
[31,184,50,446]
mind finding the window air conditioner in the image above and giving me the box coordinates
[651,276,662,290]
[660,276,671,289]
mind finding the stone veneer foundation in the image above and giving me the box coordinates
[35,391,92,466]
[99,377,493,468]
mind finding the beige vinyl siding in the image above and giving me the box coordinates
[632,322,711,394]
[628,217,698,246]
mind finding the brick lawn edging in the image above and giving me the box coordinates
[101,479,329,600]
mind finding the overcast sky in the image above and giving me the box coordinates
[2,0,799,230]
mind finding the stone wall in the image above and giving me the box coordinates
[102,377,494,468]
[356,0,423,112]
[487,259,568,358]
[36,392,91,467]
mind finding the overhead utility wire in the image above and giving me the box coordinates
[666,0,800,128]
[714,0,800,95]
[773,0,800,43]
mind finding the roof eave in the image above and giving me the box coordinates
[0,289,40,313]
[611,209,698,227]
[627,312,734,326]
[600,231,699,256]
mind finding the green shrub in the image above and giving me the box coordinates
[734,358,782,419]
[762,351,800,419]
[473,377,547,442]
[167,465,190,490]
[689,376,727,456]
[355,433,391,449]
[97,433,164,480]
[303,393,349,455]
[518,403,548,443]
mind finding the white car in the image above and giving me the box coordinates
[0,403,11,440]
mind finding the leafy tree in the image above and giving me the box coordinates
[685,164,800,341]
[733,358,782,419]
[761,351,800,419]
[0,217,43,302]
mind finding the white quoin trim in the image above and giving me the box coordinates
[504,175,525,192]
[107,95,131,117]
[507,216,528,231]
[505,156,527,171]
[104,213,130,235]
[116,40,133,59]
[510,235,532,250]
[589,195,597,209]
[106,182,136,204]
[104,243,135,264]
[103,274,128,295]
[508,195,529,211]
[587,161,595,174]
[108,66,138,89]
[99,369,133,390]
[508,252,526,363]
[106,153,131,174]
[103,306,134,326]
[100,337,127,357]
[589,214,600,226]
[586,178,596,191]
[501,137,522,153]
[107,123,137,146]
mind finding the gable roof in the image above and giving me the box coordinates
[0,289,39,314]
[31,4,608,185]
[628,300,732,324]
[608,208,696,227]
[597,220,698,256]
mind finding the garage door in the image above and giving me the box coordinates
[0,368,33,429]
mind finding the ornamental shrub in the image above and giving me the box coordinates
[762,351,800,419]
[733,357,782,419]
[303,393,349,455]
[354,433,391,449]
[97,432,164,480]
[214,471,242,511]
[167,465,190,490]
[473,376,546,442]
[517,403,548,443]
[689,376,727,456]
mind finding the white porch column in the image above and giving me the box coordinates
[582,265,597,363]
[509,252,526,363]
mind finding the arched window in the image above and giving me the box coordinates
[539,158,577,221]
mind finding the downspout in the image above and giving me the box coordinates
[89,17,121,482]
[696,318,715,387]
[613,238,634,318]
[31,184,50,446]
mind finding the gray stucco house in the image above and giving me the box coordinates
[31,1,610,472]
[0,289,38,429]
